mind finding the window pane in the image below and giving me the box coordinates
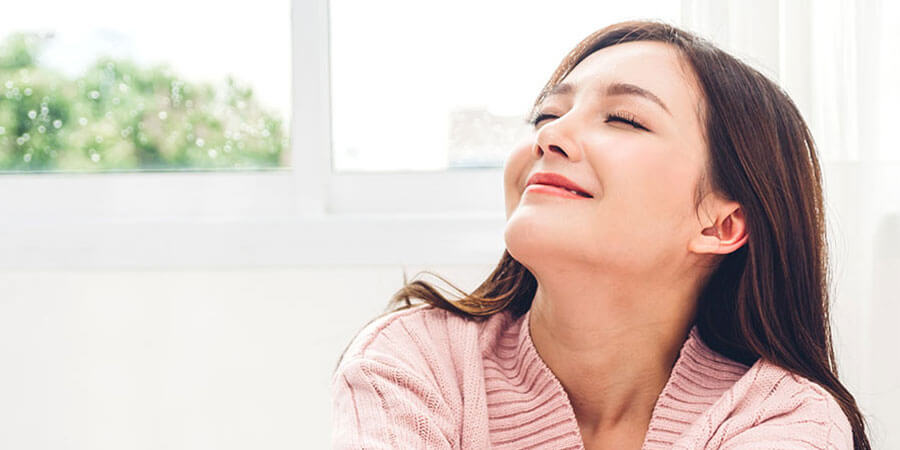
[0,1,290,172]
[330,0,681,172]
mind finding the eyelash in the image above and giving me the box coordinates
[529,111,649,131]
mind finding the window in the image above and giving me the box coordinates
[2,0,685,269]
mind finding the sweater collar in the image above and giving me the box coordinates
[508,307,751,449]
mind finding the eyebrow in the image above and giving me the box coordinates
[544,81,672,116]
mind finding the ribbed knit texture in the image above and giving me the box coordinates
[331,305,853,449]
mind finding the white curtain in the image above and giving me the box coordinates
[684,0,900,446]
[812,1,900,446]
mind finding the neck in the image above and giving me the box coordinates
[526,269,699,436]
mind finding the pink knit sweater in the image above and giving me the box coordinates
[331,304,853,449]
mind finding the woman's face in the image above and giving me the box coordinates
[503,40,709,276]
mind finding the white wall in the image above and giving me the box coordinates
[2,250,897,448]
[0,264,494,449]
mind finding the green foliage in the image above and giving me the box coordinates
[0,32,289,171]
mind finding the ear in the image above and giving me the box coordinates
[688,202,749,255]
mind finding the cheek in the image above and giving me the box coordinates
[643,156,698,208]
[596,146,700,228]
[503,139,534,216]
[600,142,693,194]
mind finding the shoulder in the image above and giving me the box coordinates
[707,360,853,449]
[330,305,473,448]
[333,304,488,382]
[750,361,852,436]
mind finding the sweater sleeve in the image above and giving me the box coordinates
[716,376,854,450]
[331,357,458,449]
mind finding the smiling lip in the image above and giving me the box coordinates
[525,172,593,198]
[525,184,590,199]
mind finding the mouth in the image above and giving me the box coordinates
[525,172,593,198]
[527,184,592,198]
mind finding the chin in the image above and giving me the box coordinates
[504,214,570,267]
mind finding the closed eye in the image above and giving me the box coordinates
[529,112,650,131]
[606,111,648,131]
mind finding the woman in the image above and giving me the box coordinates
[331,20,871,449]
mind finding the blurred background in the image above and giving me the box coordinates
[0,0,897,448]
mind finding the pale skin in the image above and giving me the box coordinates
[502,41,749,449]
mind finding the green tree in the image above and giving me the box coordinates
[0,32,289,171]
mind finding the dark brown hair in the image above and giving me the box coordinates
[341,20,870,449]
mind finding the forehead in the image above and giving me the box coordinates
[553,41,703,121]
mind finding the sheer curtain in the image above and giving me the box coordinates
[684,0,899,446]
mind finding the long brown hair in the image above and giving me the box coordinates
[341,20,871,449]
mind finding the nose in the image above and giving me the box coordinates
[536,144,568,158]
[533,118,582,161]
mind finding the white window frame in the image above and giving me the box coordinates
[1,0,805,270]
[0,0,505,270]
